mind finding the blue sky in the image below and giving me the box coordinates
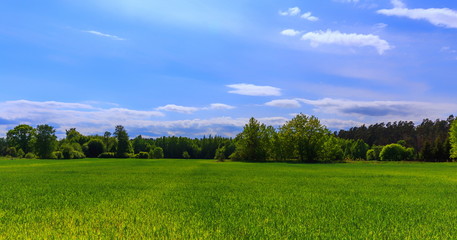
[1,0,457,138]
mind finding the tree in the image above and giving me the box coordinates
[6,124,35,153]
[35,124,57,159]
[380,143,410,161]
[279,114,330,163]
[214,146,226,162]
[450,120,457,159]
[320,136,344,163]
[114,125,132,158]
[0,138,7,156]
[149,147,164,159]
[182,151,191,159]
[132,135,151,153]
[231,117,271,162]
[84,139,106,158]
[350,139,369,160]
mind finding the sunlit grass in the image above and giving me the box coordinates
[0,158,456,239]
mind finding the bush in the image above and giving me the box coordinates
[98,152,115,158]
[149,147,164,159]
[53,151,63,159]
[84,139,106,158]
[49,152,58,159]
[380,144,410,161]
[17,149,25,158]
[24,152,37,159]
[214,147,226,162]
[366,149,377,161]
[182,151,191,159]
[136,152,149,159]
[6,147,17,158]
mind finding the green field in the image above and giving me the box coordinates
[0,158,456,239]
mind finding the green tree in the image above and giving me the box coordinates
[350,139,369,160]
[6,124,35,153]
[114,125,132,158]
[380,143,409,161]
[132,135,151,153]
[182,151,191,159]
[279,114,329,163]
[231,117,271,162]
[84,139,106,158]
[35,124,57,159]
[320,135,344,163]
[450,120,457,159]
[214,146,226,162]
[149,147,164,159]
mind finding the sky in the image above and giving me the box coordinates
[1,0,457,138]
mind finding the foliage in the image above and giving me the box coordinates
[214,146,226,162]
[84,139,106,158]
[98,152,116,158]
[320,136,344,163]
[380,144,413,161]
[136,152,149,159]
[24,152,37,159]
[450,120,457,159]
[182,151,191,159]
[17,148,25,158]
[132,135,151,154]
[231,117,271,162]
[114,125,132,158]
[6,124,35,153]
[279,114,330,163]
[149,147,164,159]
[35,124,57,159]
[338,116,455,161]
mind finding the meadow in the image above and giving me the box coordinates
[0,158,456,239]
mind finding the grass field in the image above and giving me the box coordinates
[0,158,456,239]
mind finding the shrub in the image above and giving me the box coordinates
[17,149,25,158]
[182,151,191,159]
[24,152,37,159]
[149,147,164,159]
[84,139,106,158]
[98,152,115,158]
[53,151,63,159]
[366,149,378,161]
[380,144,410,161]
[214,147,226,162]
[136,152,149,159]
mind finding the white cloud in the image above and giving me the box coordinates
[377,1,457,29]
[297,98,457,122]
[83,30,125,40]
[265,99,301,108]
[281,29,301,37]
[301,29,392,55]
[227,83,282,96]
[207,103,236,110]
[391,0,405,9]
[301,12,319,21]
[279,7,301,16]
[0,100,243,138]
[156,104,199,114]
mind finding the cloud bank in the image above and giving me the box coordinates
[301,30,392,55]
[377,0,457,29]
[227,83,281,96]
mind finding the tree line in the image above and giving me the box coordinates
[1,113,456,162]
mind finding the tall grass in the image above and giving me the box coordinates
[0,158,456,239]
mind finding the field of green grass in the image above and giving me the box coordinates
[0,158,456,239]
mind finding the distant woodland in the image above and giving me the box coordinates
[1,114,457,162]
